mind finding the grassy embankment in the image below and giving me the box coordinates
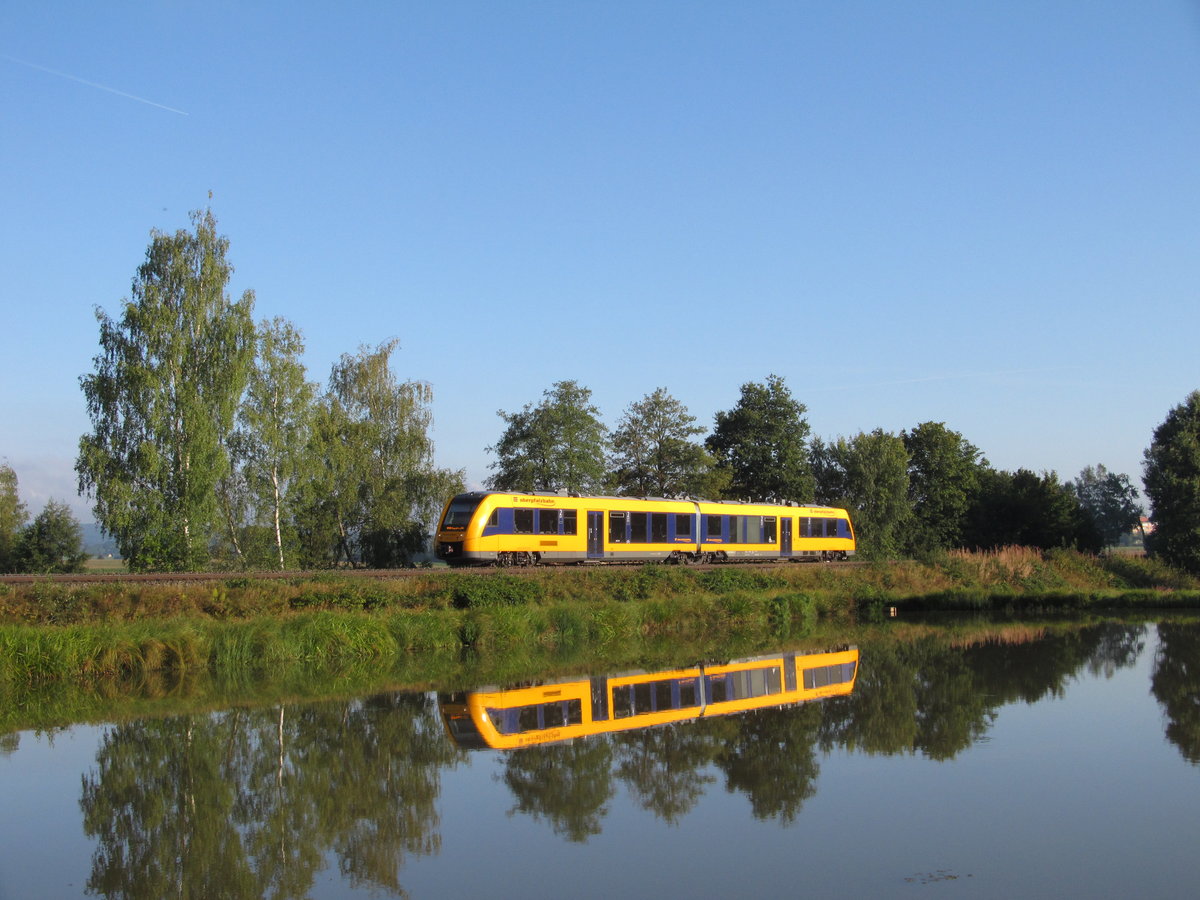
[1,547,1196,690]
[2,547,1198,733]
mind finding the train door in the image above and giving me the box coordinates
[780,517,792,558]
[587,511,604,559]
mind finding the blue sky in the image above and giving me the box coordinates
[3,1,1198,521]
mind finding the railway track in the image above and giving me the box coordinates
[0,559,864,587]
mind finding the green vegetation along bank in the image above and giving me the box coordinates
[2,548,1197,699]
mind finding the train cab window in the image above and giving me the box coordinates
[651,513,668,542]
[563,510,578,535]
[514,509,534,534]
[487,509,499,528]
[630,512,648,542]
[705,516,723,540]
[609,511,627,543]
[442,495,483,528]
[538,510,559,534]
[675,515,693,538]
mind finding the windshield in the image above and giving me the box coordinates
[442,495,483,528]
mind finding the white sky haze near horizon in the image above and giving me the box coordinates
[2,1,1198,521]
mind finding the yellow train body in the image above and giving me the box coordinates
[434,491,855,566]
[439,647,859,750]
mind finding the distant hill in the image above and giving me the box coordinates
[81,523,121,559]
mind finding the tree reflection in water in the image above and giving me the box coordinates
[80,693,462,899]
[1152,622,1200,765]
[74,620,1179,895]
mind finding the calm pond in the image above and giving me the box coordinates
[2,617,1199,898]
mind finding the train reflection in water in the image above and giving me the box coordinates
[439,646,859,750]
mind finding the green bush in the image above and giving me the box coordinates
[450,575,544,609]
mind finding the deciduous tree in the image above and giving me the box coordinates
[488,380,609,493]
[76,207,255,571]
[609,388,714,497]
[1069,464,1143,548]
[225,317,316,569]
[706,374,814,502]
[902,422,986,554]
[812,429,911,559]
[296,341,463,567]
[962,468,1100,552]
[1143,390,1200,573]
[0,462,28,573]
[15,499,88,574]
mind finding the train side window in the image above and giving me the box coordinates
[612,684,634,718]
[742,517,762,543]
[538,510,559,534]
[488,509,499,528]
[728,516,740,543]
[563,510,577,535]
[543,700,582,728]
[705,674,730,703]
[651,513,668,542]
[705,516,723,540]
[609,511,627,543]
[764,516,777,543]
[633,682,653,712]
[630,512,648,542]
[518,705,540,732]
[678,677,699,708]
[514,509,534,534]
[651,680,674,710]
[675,515,693,538]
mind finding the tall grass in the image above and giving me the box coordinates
[3,549,1199,688]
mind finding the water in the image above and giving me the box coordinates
[2,618,1198,899]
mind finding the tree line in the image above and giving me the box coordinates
[487,375,1163,562]
[3,207,1198,573]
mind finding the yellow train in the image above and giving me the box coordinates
[439,646,859,750]
[434,491,855,566]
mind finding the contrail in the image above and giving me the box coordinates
[2,54,188,115]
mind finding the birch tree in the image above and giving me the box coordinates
[76,207,255,571]
[0,462,28,573]
[297,341,463,567]
[226,317,316,569]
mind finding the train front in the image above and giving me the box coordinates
[434,491,492,566]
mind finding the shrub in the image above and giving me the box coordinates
[449,575,543,609]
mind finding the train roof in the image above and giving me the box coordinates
[451,490,846,511]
